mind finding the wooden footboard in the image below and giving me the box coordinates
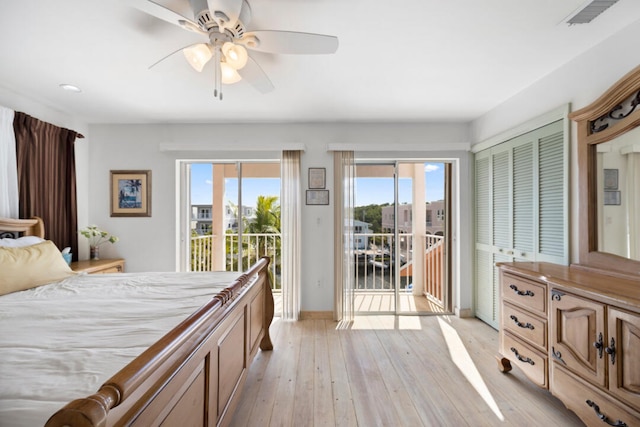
[45,257,274,427]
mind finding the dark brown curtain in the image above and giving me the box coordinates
[13,112,78,260]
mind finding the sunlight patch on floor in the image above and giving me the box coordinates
[437,317,504,421]
[339,315,423,330]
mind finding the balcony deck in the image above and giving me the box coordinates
[273,291,445,316]
[192,231,447,315]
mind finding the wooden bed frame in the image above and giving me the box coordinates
[0,217,274,427]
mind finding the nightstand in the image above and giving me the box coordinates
[70,258,125,274]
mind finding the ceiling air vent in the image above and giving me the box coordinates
[565,0,620,25]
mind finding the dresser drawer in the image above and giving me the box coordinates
[501,332,548,388]
[502,303,547,351]
[551,364,640,427]
[501,272,546,316]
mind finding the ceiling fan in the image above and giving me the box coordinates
[134,0,339,100]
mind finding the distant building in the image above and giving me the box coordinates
[191,205,212,235]
[191,203,255,235]
[353,219,372,249]
[224,204,255,232]
[381,200,445,235]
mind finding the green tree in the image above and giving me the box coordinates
[354,203,389,233]
[246,195,280,236]
[226,196,281,277]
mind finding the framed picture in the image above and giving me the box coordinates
[308,167,326,189]
[603,169,618,190]
[604,190,621,206]
[306,190,329,205]
[110,170,152,217]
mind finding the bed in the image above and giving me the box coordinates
[0,217,274,427]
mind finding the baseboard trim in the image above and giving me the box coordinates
[300,311,334,320]
[455,308,473,318]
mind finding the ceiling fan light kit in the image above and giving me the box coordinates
[135,0,338,100]
[183,43,212,72]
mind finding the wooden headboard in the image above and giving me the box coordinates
[0,217,45,239]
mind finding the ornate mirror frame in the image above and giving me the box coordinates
[569,64,640,277]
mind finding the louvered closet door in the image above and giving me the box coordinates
[513,141,534,259]
[475,152,494,325]
[537,128,566,263]
[474,118,567,329]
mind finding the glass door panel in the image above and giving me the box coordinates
[354,164,396,314]
[350,161,450,315]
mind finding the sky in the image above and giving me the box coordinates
[190,162,445,207]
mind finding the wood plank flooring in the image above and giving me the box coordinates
[230,315,584,426]
[355,292,444,314]
[273,292,444,316]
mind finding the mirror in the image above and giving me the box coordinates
[570,63,640,276]
[595,129,640,261]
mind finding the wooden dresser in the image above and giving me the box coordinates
[70,258,125,274]
[497,262,640,427]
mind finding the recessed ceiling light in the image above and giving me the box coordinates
[59,84,82,93]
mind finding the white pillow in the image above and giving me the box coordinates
[0,236,46,247]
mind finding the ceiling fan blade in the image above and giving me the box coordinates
[238,55,274,94]
[148,43,201,69]
[240,31,338,54]
[207,0,243,32]
[133,0,206,35]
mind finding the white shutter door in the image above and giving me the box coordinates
[513,141,534,258]
[537,124,567,264]
[475,154,495,325]
[473,117,567,329]
[492,150,510,251]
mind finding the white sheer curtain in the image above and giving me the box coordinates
[333,151,355,322]
[281,150,302,320]
[0,106,18,218]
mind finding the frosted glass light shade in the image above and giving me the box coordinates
[222,42,248,70]
[183,44,212,72]
[221,62,242,84]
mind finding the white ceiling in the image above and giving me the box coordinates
[1,0,640,124]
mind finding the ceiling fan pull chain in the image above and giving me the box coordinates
[215,42,223,100]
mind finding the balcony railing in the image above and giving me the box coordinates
[353,232,444,306]
[191,232,444,304]
[190,233,281,290]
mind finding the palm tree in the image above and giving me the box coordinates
[246,195,280,235]
[231,196,278,272]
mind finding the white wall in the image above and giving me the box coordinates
[471,17,640,264]
[87,122,472,313]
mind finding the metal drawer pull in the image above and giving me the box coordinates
[551,347,566,365]
[605,338,616,365]
[585,400,627,427]
[509,315,534,330]
[551,289,564,301]
[593,332,604,359]
[510,347,534,365]
[509,284,534,297]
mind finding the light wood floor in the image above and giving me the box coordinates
[273,292,445,316]
[230,315,584,426]
[354,292,445,314]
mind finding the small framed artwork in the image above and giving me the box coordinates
[110,170,152,217]
[306,190,329,205]
[603,169,618,190]
[604,190,621,206]
[308,167,326,189]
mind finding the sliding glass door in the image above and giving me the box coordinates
[348,160,451,315]
[180,160,281,289]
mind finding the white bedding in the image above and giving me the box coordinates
[0,271,241,427]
